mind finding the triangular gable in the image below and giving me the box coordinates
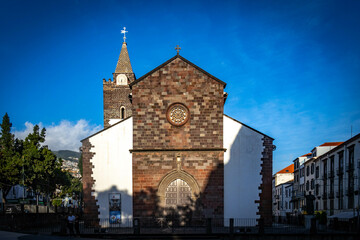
[224,114,274,140]
[81,116,132,142]
[129,55,227,87]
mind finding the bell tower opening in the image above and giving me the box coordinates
[120,106,126,119]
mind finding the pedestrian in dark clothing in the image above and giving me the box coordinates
[75,214,80,236]
[60,214,67,235]
[67,213,75,236]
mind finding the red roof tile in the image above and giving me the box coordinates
[276,164,294,174]
[319,142,344,147]
[300,153,312,157]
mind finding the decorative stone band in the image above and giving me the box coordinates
[129,148,227,153]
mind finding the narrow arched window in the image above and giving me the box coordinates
[120,106,126,119]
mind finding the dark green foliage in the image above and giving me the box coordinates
[59,171,82,197]
[22,125,62,194]
[0,113,22,196]
[52,150,81,161]
[0,113,82,201]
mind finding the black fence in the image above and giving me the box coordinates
[0,214,359,236]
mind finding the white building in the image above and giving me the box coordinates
[273,180,293,219]
[273,165,294,219]
[316,135,360,217]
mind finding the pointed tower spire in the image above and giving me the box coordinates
[115,42,133,73]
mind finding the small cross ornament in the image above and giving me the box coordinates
[121,27,128,42]
[175,45,181,55]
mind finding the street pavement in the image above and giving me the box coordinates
[0,231,104,240]
[0,231,225,240]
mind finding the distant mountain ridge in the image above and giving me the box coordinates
[52,150,81,162]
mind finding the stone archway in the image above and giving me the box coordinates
[165,178,192,207]
[157,170,200,209]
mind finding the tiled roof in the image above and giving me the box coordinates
[319,142,344,147]
[115,42,133,73]
[129,54,227,87]
[276,164,294,174]
[300,153,312,157]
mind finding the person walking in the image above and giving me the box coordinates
[67,213,75,236]
[74,214,80,236]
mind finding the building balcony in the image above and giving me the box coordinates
[346,188,354,196]
[346,165,354,172]
[328,172,335,178]
[336,190,343,198]
[336,167,344,176]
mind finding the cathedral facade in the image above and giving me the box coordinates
[81,41,274,226]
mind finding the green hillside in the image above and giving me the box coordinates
[52,150,81,161]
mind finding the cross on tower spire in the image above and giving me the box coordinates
[121,27,128,42]
[175,45,181,55]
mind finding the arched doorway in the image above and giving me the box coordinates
[157,170,200,209]
[165,179,192,208]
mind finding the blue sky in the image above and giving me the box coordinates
[0,0,359,173]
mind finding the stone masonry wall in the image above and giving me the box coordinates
[81,139,99,224]
[132,151,224,218]
[257,136,273,226]
[132,57,224,149]
[103,73,134,128]
[131,57,225,218]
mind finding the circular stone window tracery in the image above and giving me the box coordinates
[166,103,190,126]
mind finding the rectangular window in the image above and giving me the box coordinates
[339,151,344,170]
[315,166,319,178]
[330,156,334,172]
[348,146,355,209]
[311,163,315,174]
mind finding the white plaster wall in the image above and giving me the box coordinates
[88,117,133,225]
[223,116,264,224]
[275,173,294,186]
[316,146,338,157]
[109,119,121,125]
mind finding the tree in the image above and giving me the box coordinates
[59,172,82,197]
[22,125,64,195]
[0,113,75,202]
[0,113,22,196]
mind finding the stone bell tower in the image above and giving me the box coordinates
[103,28,135,128]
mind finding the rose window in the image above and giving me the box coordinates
[167,103,190,126]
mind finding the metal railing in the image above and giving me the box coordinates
[346,165,354,172]
[336,190,343,198]
[0,214,358,235]
[336,167,344,175]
